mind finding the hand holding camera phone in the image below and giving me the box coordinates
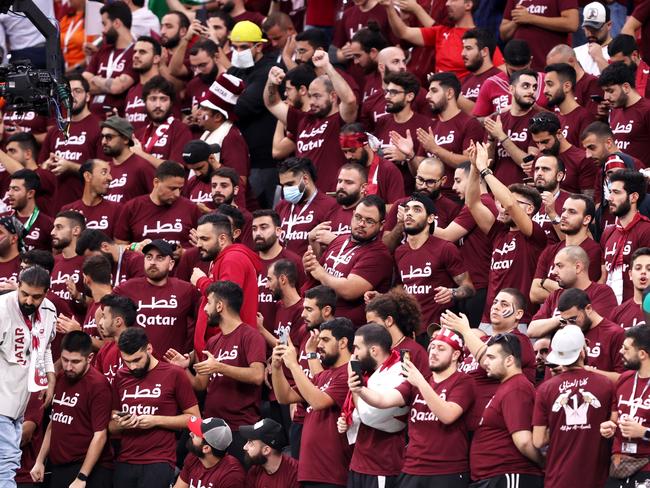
[350,359,365,386]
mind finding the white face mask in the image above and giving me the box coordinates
[231,48,255,69]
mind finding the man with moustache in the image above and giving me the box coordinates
[110,327,199,488]
[125,36,162,130]
[242,418,298,487]
[532,337,551,385]
[529,154,570,243]
[39,75,103,209]
[0,217,21,288]
[181,140,220,211]
[325,163,368,239]
[131,76,192,167]
[83,2,136,117]
[304,195,393,326]
[574,2,612,75]
[158,11,191,84]
[459,28,502,110]
[355,327,475,487]
[183,39,219,114]
[114,240,199,359]
[30,332,113,488]
[62,160,122,239]
[174,417,244,488]
[612,248,650,329]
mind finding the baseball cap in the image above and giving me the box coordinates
[604,154,627,173]
[187,416,233,450]
[101,116,134,146]
[582,2,607,29]
[0,215,18,235]
[141,239,175,257]
[230,20,267,43]
[240,418,287,450]
[182,140,221,165]
[546,324,585,366]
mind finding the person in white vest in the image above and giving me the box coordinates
[0,264,57,487]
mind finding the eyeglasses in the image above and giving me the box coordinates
[384,88,405,96]
[487,333,515,347]
[516,199,532,207]
[101,133,116,141]
[416,175,441,186]
[352,213,379,226]
[558,317,577,326]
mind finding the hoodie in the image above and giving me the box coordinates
[194,243,262,359]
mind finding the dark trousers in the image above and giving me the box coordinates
[51,463,112,488]
[348,471,399,488]
[290,422,303,459]
[113,462,174,488]
[397,472,470,488]
[10,45,47,69]
[302,483,346,488]
[469,474,544,488]
[226,430,247,467]
[458,288,487,328]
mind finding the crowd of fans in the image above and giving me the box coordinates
[1,0,650,486]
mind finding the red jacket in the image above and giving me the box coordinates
[194,244,262,359]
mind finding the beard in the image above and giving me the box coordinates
[145,266,168,282]
[612,198,632,217]
[220,0,235,12]
[386,100,406,114]
[312,100,333,118]
[161,33,181,49]
[416,188,440,201]
[52,236,72,251]
[105,28,118,46]
[64,368,86,383]
[199,65,219,85]
[71,100,87,116]
[560,222,581,236]
[348,149,369,167]
[213,192,235,206]
[404,219,428,235]
[103,145,122,158]
[130,355,151,378]
[336,189,361,207]
[624,355,642,370]
[320,350,340,368]
[358,354,377,374]
[244,452,267,467]
[271,286,283,301]
[429,101,445,116]
[514,93,535,110]
[199,244,221,262]
[186,438,206,458]
[19,302,37,316]
[133,60,154,74]
[542,139,561,156]
[535,180,556,193]
[430,357,452,373]
[351,229,378,244]
[464,56,483,73]
[578,315,592,333]
[254,235,277,252]
[148,108,171,124]
[207,310,222,328]
[547,90,566,108]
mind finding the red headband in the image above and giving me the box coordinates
[339,132,367,149]
[432,328,464,352]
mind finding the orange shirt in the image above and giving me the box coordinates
[59,11,85,70]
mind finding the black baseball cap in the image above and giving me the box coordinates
[182,140,221,165]
[240,418,287,450]
[141,239,174,257]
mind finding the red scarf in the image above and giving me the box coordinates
[612,211,644,267]
[366,154,381,196]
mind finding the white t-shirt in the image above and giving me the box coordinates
[574,42,610,76]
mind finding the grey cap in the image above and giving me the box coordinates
[188,416,233,450]
[101,116,134,146]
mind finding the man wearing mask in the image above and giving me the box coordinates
[83,1,136,117]
[125,36,162,131]
[110,327,199,488]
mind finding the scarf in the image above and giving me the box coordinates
[612,211,644,267]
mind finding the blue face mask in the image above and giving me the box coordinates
[283,183,305,204]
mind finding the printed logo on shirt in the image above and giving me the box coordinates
[297,121,328,153]
[51,392,80,425]
[491,238,516,270]
[86,216,110,231]
[410,390,447,422]
[258,274,274,303]
[604,239,633,272]
[554,378,601,431]
[281,211,314,242]
[120,384,162,415]
[136,295,179,327]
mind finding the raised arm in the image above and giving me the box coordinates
[312,50,358,123]
[263,66,289,125]
[382,0,425,45]
[465,143,496,234]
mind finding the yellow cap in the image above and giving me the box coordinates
[230,21,267,43]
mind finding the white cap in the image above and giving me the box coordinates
[582,2,607,29]
[546,325,585,366]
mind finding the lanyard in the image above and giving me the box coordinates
[63,16,83,55]
[629,372,650,419]
[105,44,133,80]
[290,190,318,220]
[22,207,39,236]
[113,246,125,287]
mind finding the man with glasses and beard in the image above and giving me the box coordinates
[110,327,199,488]
[242,418,298,487]
[125,36,162,130]
[303,195,393,326]
[355,327,475,488]
[320,163,368,240]
[83,2,137,117]
[30,332,113,488]
[174,417,244,488]
[39,75,103,210]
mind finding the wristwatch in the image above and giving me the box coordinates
[643,428,650,441]
[306,352,319,360]
[76,473,88,482]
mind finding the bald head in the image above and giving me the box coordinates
[557,245,590,269]
[546,44,576,66]
[418,157,446,177]
[378,46,406,78]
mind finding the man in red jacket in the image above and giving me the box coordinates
[191,213,262,359]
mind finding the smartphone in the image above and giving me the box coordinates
[350,359,365,385]
[590,94,604,103]
[196,6,208,25]
[116,410,131,418]
[278,328,289,345]
[522,154,535,164]
[400,349,411,363]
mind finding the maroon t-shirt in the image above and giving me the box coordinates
[61,198,123,239]
[15,209,53,252]
[610,98,650,167]
[114,277,199,357]
[135,117,193,163]
[612,298,646,329]
[491,108,539,187]
[534,237,603,282]
[112,361,197,465]
[574,73,603,118]
[395,235,467,334]
[531,191,572,244]
[124,84,147,131]
[361,88,430,132]
[106,154,156,204]
[182,76,211,110]
[558,145,597,195]
[85,44,137,116]
[246,454,299,488]
[584,319,626,373]
[503,0,578,71]
[452,195,498,289]
[114,195,200,248]
[461,67,502,102]
[273,299,306,346]
[394,336,431,379]
[114,249,146,285]
[216,125,252,187]
[285,108,348,192]
[470,373,543,480]
[275,191,337,256]
[532,368,613,488]
[396,371,475,475]
[180,454,245,487]
[317,235,393,326]
[473,72,548,117]
[82,301,101,339]
[384,195,461,233]
[328,204,354,237]
[632,0,650,65]
[612,370,650,472]
[203,324,267,430]
[332,3,394,48]
[557,105,596,147]
[532,282,618,322]
[49,368,112,466]
[2,110,48,143]
[484,221,547,322]
[298,364,352,485]
[0,255,20,286]
[94,340,122,384]
[182,175,213,209]
[50,254,85,309]
[372,157,405,204]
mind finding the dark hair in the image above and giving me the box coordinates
[500,287,527,313]
[208,9,235,31]
[503,39,531,67]
[136,35,162,56]
[510,68,538,86]
[79,159,104,181]
[529,112,561,135]
[356,323,392,354]
[197,213,233,240]
[82,255,112,285]
[462,28,497,58]
[544,63,577,90]
[11,169,41,193]
[270,259,297,287]
[608,34,639,58]
[488,333,522,367]
[216,204,244,232]
[213,166,240,187]
[18,265,50,290]
[566,194,596,221]
[632,247,650,265]
[75,229,113,255]
[66,73,90,92]
[252,209,281,227]
[7,133,39,159]
[21,249,55,273]
[580,120,614,140]
[599,61,636,88]
[100,1,132,30]
[155,160,186,180]
[55,210,86,232]
[609,169,647,203]
[61,331,93,357]
[383,70,420,96]
[350,22,388,52]
[320,318,355,353]
[366,287,420,338]
[304,285,337,313]
[189,38,218,57]
[278,157,317,182]
[626,325,650,355]
[206,280,243,314]
[118,326,149,354]
[295,29,329,51]
[508,184,542,214]
[457,160,471,174]
[557,287,591,312]
[340,162,368,181]
[285,64,317,92]
[143,75,176,103]
[358,194,386,221]
[340,122,368,137]
[100,294,138,326]
[165,10,190,31]
[428,72,461,99]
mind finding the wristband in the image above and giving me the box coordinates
[479,168,493,180]
[306,352,318,360]
[76,473,88,482]
[499,135,510,144]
